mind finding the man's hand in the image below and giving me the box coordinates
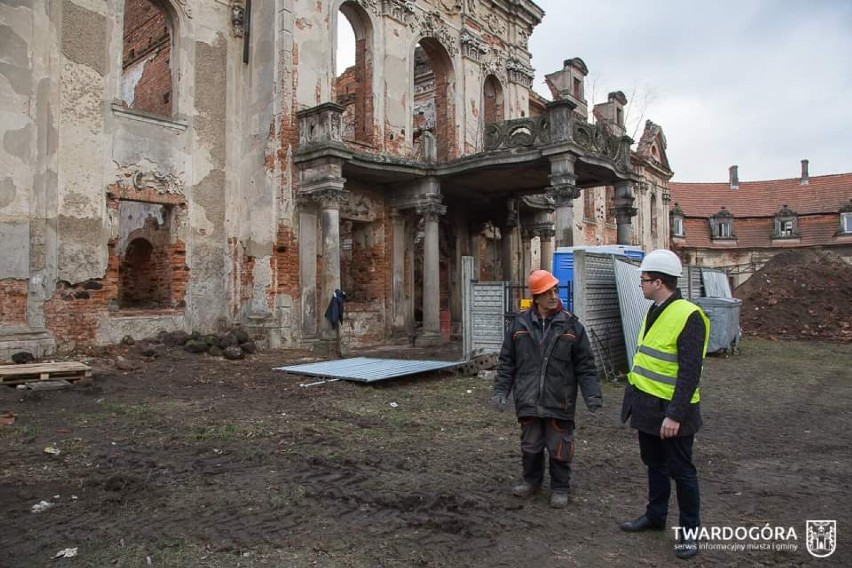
[491,393,508,412]
[660,417,680,439]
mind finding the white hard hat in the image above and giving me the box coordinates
[639,249,683,277]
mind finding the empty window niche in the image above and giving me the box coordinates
[340,219,381,303]
[117,200,175,309]
[121,0,174,117]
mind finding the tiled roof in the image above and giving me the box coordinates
[677,215,852,249]
[669,173,852,217]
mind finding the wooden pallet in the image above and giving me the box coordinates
[0,362,92,386]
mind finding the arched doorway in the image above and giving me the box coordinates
[483,74,504,127]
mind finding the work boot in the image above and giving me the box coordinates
[675,537,698,559]
[550,491,569,508]
[511,481,540,498]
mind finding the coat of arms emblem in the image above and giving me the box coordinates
[806,520,836,558]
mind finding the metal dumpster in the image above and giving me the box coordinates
[693,297,742,354]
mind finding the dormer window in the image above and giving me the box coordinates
[772,204,799,239]
[840,200,852,234]
[670,202,685,237]
[710,206,735,240]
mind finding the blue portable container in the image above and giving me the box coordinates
[552,246,645,312]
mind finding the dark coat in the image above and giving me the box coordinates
[621,292,706,436]
[495,308,602,422]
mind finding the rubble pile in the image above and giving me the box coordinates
[735,250,852,342]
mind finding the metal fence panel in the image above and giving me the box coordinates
[702,268,732,298]
[574,251,629,378]
[470,282,505,354]
[614,258,653,370]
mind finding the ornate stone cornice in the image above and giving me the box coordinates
[506,57,534,86]
[383,0,417,27]
[460,28,489,61]
[572,120,626,170]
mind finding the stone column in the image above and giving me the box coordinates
[390,209,407,338]
[502,199,519,282]
[547,154,580,248]
[614,181,637,245]
[416,198,446,343]
[522,228,536,276]
[298,198,318,338]
[540,227,555,272]
[315,187,349,340]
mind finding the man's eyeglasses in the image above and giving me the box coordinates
[639,278,657,285]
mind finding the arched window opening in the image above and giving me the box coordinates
[121,0,174,117]
[483,75,504,126]
[335,2,374,145]
[413,39,456,162]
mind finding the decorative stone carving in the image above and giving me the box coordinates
[484,13,506,35]
[355,0,382,17]
[520,194,555,211]
[417,10,459,57]
[383,0,416,27]
[506,57,535,86]
[465,0,478,16]
[481,48,507,84]
[175,0,192,19]
[415,196,447,221]
[310,188,350,210]
[483,116,550,151]
[297,102,345,149]
[439,0,463,14]
[230,3,246,37]
[341,193,378,222]
[517,27,530,50]
[117,167,184,196]
[546,181,581,206]
[460,28,489,61]
[572,120,625,167]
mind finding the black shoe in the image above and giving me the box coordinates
[675,537,698,559]
[620,514,666,532]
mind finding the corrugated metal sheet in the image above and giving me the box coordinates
[470,282,505,353]
[702,268,732,298]
[574,252,629,377]
[678,265,704,299]
[614,259,654,369]
[275,357,459,383]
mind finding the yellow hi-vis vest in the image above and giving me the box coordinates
[628,299,710,404]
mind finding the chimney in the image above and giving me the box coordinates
[729,165,739,190]
[800,159,809,186]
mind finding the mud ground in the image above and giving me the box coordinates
[1,338,849,567]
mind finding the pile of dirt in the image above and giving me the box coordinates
[735,249,852,341]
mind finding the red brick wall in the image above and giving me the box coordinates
[0,280,28,326]
[273,225,300,300]
[123,0,172,117]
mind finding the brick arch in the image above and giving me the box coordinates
[335,1,376,145]
[119,236,172,308]
[412,38,457,161]
[121,0,178,118]
[483,74,504,126]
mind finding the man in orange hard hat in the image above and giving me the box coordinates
[493,269,602,508]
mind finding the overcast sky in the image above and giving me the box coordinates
[529,0,852,182]
[336,1,852,182]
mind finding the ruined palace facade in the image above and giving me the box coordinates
[1,0,657,357]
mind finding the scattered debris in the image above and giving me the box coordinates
[44,446,61,456]
[32,500,55,513]
[0,412,16,426]
[54,547,78,559]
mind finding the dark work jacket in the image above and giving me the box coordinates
[495,308,601,421]
[621,290,706,436]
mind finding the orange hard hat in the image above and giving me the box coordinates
[529,269,559,295]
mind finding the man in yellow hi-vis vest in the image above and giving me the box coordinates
[620,250,709,561]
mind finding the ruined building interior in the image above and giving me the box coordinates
[0,0,674,358]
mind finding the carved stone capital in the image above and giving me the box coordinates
[546,176,580,206]
[415,197,446,221]
[311,188,350,210]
